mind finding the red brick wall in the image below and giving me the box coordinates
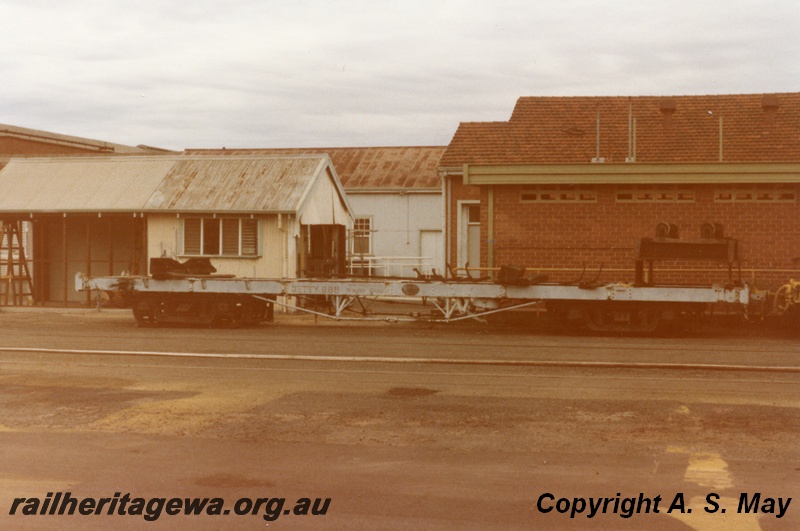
[449,179,800,290]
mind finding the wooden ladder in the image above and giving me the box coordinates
[0,220,35,306]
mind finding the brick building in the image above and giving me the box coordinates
[439,93,800,289]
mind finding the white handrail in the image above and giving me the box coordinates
[347,256,434,277]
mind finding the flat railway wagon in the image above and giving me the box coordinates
[75,264,753,334]
[78,227,796,334]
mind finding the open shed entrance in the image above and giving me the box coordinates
[298,224,346,278]
[0,214,147,306]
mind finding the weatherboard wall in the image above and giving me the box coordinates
[146,214,292,279]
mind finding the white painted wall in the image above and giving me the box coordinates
[346,191,443,277]
[146,213,289,278]
[143,164,352,281]
[298,169,352,228]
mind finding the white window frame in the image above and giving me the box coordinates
[457,200,480,270]
[181,216,260,257]
[351,216,373,256]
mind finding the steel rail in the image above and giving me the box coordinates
[1,346,798,373]
[0,358,795,390]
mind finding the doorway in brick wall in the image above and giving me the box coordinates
[458,202,480,276]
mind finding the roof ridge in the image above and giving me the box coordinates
[444,92,800,165]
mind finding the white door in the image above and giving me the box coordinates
[419,230,443,275]
[458,202,480,276]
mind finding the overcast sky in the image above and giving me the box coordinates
[2,0,797,151]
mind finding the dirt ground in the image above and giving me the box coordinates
[0,308,797,530]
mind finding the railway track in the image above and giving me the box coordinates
[1,345,798,375]
[0,317,798,357]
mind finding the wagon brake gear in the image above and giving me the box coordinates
[75,271,752,333]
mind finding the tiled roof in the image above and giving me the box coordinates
[440,93,800,166]
[186,146,445,189]
[439,122,515,166]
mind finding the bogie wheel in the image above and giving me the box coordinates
[212,296,246,328]
[131,295,157,327]
[225,300,245,329]
[784,306,800,337]
[547,302,589,334]
[583,303,661,334]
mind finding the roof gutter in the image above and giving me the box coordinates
[344,188,441,194]
[461,162,800,185]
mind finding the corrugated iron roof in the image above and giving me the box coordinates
[0,157,176,212]
[144,156,328,212]
[186,146,446,190]
[0,123,174,155]
[0,155,341,214]
[440,93,800,166]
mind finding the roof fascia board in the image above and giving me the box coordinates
[437,165,464,174]
[0,209,298,215]
[327,158,355,216]
[293,156,354,219]
[462,163,800,185]
[345,188,441,194]
[155,210,297,215]
[293,157,328,215]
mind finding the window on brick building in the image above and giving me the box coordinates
[615,188,695,202]
[520,187,596,202]
[714,188,796,203]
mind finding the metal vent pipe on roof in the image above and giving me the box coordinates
[591,108,604,163]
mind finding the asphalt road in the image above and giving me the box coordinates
[0,308,797,530]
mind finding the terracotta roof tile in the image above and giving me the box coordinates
[441,93,800,165]
[439,122,515,166]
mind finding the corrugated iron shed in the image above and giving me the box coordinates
[0,157,175,212]
[186,146,446,190]
[0,155,347,214]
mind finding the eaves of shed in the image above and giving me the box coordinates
[0,154,352,216]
